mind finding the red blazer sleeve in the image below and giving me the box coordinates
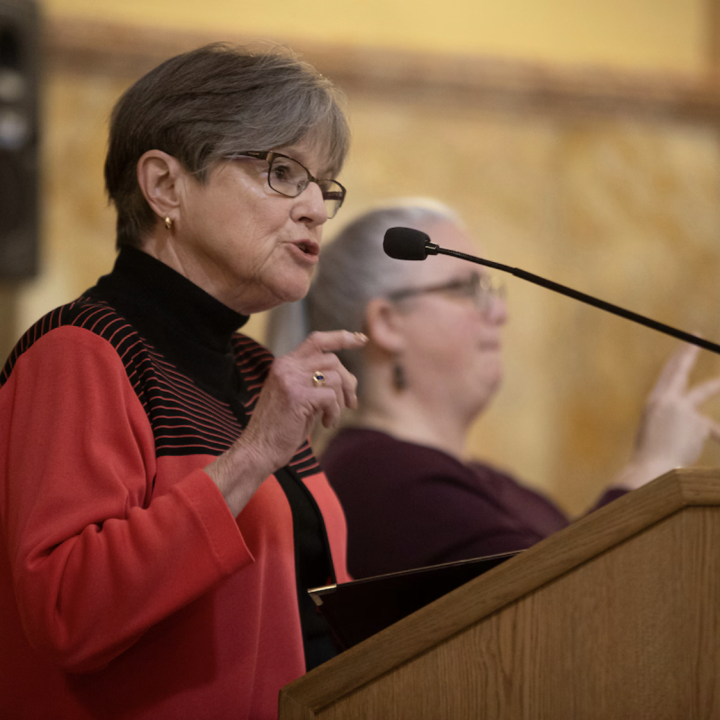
[0,326,252,672]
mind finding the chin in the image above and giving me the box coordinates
[474,372,503,408]
[234,285,309,316]
[273,277,313,307]
[284,279,313,304]
[475,357,503,387]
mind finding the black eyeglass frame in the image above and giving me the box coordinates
[225,150,347,218]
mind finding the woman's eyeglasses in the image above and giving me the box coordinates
[387,272,506,315]
[225,151,346,219]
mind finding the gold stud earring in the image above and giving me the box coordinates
[164,217,173,230]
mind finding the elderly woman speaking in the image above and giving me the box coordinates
[0,44,364,719]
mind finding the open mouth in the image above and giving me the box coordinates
[295,240,319,257]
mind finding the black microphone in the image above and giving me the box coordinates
[383,226,720,356]
[383,227,440,260]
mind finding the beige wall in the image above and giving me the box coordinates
[5,2,720,516]
[45,0,706,72]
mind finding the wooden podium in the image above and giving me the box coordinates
[279,469,720,719]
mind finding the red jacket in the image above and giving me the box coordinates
[0,249,349,719]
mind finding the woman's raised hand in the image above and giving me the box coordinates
[615,343,720,490]
[206,331,367,516]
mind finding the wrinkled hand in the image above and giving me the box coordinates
[206,330,367,516]
[245,330,367,463]
[617,344,720,490]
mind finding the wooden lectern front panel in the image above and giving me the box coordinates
[313,506,720,720]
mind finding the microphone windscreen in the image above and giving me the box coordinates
[383,227,430,261]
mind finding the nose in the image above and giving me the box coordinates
[293,181,328,227]
[484,294,508,326]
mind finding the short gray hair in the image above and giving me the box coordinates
[105,43,350,249]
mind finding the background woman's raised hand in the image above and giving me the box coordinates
[615,343,720,490]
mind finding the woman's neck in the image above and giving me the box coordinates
[353,386,471,460]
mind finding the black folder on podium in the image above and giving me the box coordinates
[308,550,520,650]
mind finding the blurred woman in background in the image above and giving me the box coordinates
[268,200,720,578]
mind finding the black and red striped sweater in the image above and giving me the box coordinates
[0,247,349,720]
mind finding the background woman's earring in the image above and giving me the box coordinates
[164,217,173,230]
[392,362,407,391]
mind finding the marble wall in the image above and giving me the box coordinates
[9,21,720,515]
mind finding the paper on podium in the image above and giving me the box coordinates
[308,550,520,650]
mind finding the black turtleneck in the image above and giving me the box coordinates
[87,246,338,670]
[88,246,249,403]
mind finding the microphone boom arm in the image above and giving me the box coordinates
[429,244,720,356]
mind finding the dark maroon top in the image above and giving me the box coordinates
[321,427,627,579]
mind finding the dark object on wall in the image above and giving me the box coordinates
[0,0,39,280]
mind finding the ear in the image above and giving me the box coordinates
[365,298,407,355]
[136,150,184,223]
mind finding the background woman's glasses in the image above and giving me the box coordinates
[387,272,506,315]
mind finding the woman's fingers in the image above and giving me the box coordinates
[686,376,720,407]
[245,330,367,462]
[649,343,699,399]
[306,366,353,427]
[291,330,365,411]
[631,341,720,477]
[318,367,359,414]
[293,330,368,358]
[208,331,368,515]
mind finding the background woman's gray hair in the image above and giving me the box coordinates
[266,199,461,379]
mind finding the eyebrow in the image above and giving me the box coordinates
[280,146,337,179]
